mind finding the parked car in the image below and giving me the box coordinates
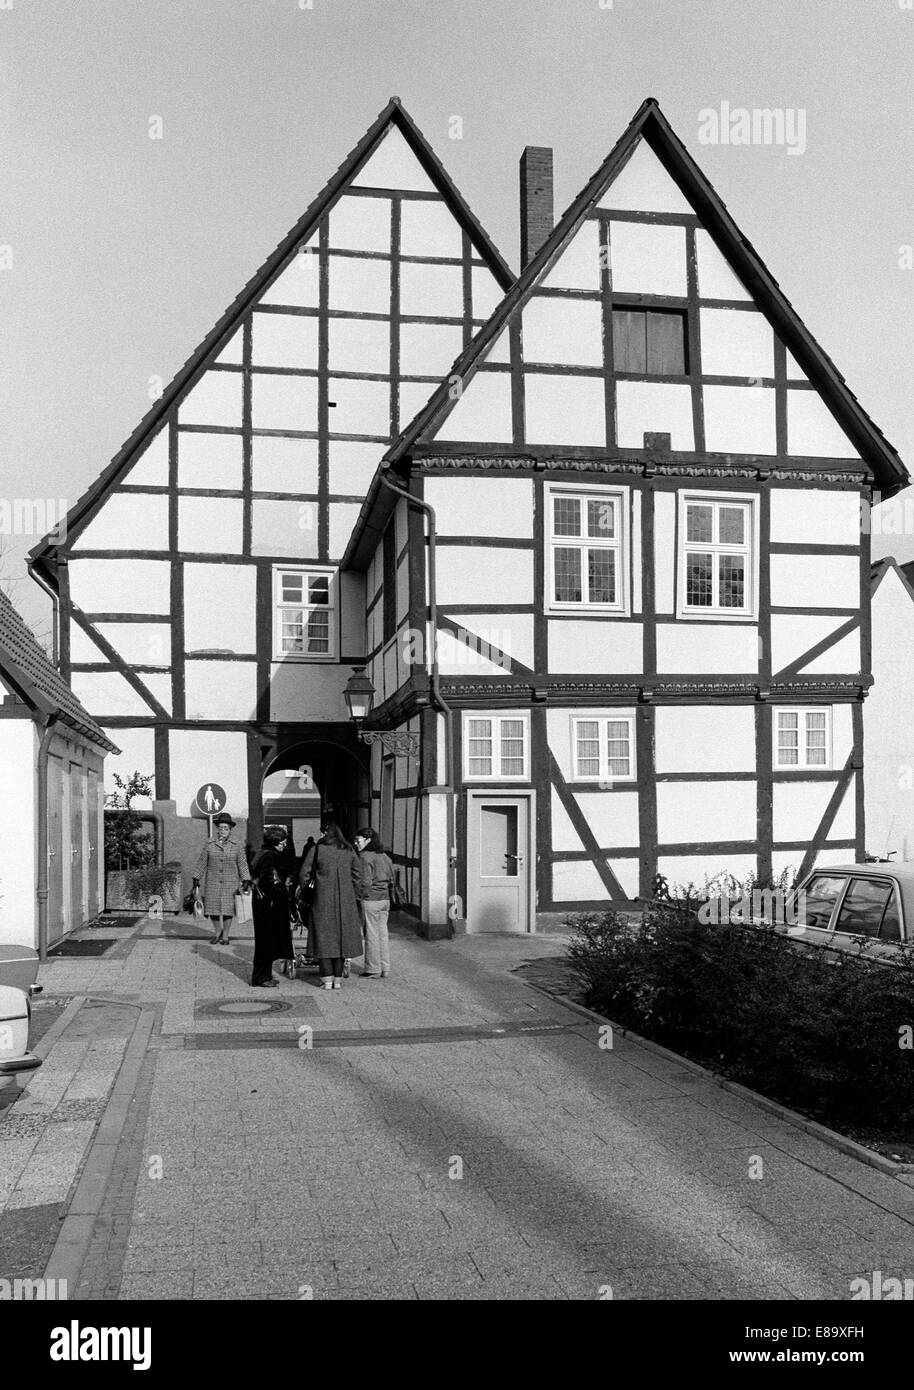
[784,863,914,960]
[0,944,42,1081]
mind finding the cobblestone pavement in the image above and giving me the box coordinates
[4,915,914,1300]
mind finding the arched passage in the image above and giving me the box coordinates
[260,734,369,853]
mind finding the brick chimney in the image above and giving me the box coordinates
[520,146,554,268]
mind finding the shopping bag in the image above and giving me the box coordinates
[234,890,253,924]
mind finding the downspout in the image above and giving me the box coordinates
[135,810,165,866]
[36,715,59,963]
[377,473,457,933]
[27,562,60,668]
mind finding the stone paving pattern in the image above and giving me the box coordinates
[2,914,914,1300]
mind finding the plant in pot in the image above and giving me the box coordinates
[104,772,181,914]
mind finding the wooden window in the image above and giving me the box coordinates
[547,485,628,613]
[679,493,755,618]
[273,567,336,661]
[612,309,687,376]
[572,715,636,782]
[463,712,529,781]
[774,708,832,770]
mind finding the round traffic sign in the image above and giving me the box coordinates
[195,783,228,816]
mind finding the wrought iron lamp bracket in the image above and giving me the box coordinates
[358,729,421,759]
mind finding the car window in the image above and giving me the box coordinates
[796,875,846,930]
[833,878,900,940]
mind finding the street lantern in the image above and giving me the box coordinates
[342,666,375,724]
[343,665,420,758]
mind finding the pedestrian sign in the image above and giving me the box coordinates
[195,783,227,816]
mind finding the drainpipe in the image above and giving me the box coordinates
[36,715,59,962]
[136,811,164,866]
[27,562,60,668]
[377,472,457,934]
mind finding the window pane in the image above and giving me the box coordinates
[281,575,304,601]
[606,719,631,776]
[880,894,902,943]
[587,498,615,539]
[612,310,647,373]
[686,505,713,544]
[719,506,745,545]
[646,311,686,376]
[553,496,581,537]
[554,546,583,603]
[499,718,525,776]
[308,575,330,604]
[685,552,712,606]
[834,879,894,939]
[575,720,600,776]
[467,717,493,776]
[305,611,329,652]
[718,554,745,608]
[796,875,846,930]
[587,548,616,605]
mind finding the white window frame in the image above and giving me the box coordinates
[570,714,636,783]
[462,711,530,782]
[546,484,630,615]
[272,565,337,662]
[773,706,833,771]
[676,490,758,621]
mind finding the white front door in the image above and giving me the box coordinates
[466,792,533,932]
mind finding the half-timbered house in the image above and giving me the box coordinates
[341,99,908,932]
[30,98,908,932]
[28,99,513,880]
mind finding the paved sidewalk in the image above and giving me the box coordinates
[4,915,914,1299]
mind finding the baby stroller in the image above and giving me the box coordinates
[283,886,350,978]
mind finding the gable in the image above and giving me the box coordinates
[380,102,903,506]
[33,99,513,576]
[413,133,865,462]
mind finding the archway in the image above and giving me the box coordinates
[260,736,369,856]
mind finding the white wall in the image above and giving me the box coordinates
[0,721,37,947]
[867,567,914,860]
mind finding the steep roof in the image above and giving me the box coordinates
[29,97,514,581]
[0,591,118,751]
[342,97,908,568]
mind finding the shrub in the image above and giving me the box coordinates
[566,895,914,1132]
[104,771,155,872]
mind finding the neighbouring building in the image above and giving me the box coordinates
[29,98,908,932]
[0,590,117,950]
[866,558,914,863]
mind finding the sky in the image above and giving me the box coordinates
[2,0,914,634]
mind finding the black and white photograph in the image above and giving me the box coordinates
[1,0,913,1353]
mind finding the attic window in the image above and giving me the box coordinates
[612,308,687,376]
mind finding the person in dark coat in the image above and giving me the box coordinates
[249,827,293,987]
[299,821,363,989]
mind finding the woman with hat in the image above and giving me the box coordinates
[192,812,251,945]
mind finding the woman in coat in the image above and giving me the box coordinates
[354,827,394,979]
[249,826,292,987]
[299,821,363,989]
[192,812,250,944]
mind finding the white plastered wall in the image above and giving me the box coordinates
[169,729,250,819]
[0,720,37,947]
[866,568,914,860]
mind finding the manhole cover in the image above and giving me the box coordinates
[196,998,294,1017]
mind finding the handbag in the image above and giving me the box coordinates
[298,843,320,923]
[192,897,205,921]
[389,869,404,911]
[234,890,253,924]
